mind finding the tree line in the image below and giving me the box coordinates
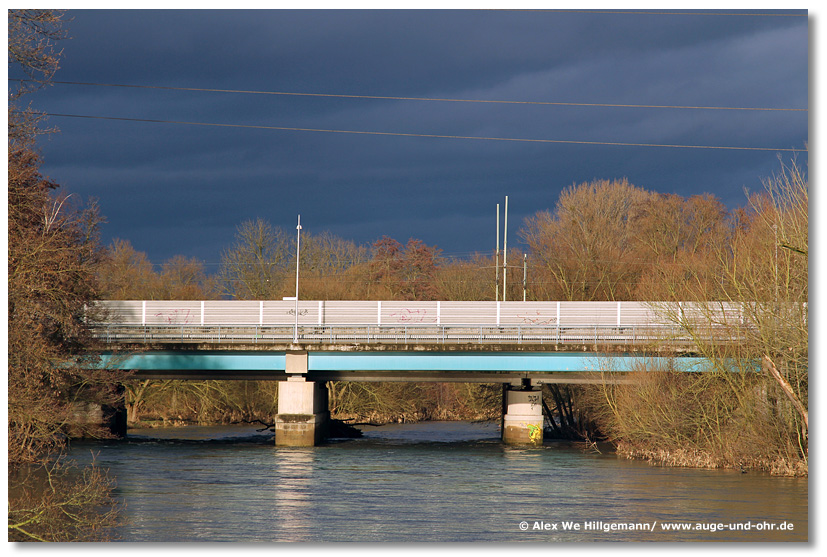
[98,175,804,307]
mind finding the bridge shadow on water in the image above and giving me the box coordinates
[106,421,601,452]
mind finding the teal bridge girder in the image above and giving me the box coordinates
[95,349,715,384]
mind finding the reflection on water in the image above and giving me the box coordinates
[69,422,808,542]
[273,449,314,541]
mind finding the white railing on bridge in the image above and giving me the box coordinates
[88,300,751,345]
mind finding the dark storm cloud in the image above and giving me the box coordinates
[20,9,808,264]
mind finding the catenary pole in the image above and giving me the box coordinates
[503,196,508,301]
[496,203,500,302]
[294,214,302,343]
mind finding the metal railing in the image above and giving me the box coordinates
[89,323,741,346]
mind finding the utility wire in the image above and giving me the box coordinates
[498,9,807,17]
[39,112,806,152]
[24,79,806,112]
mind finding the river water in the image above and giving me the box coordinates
[68,422,807,542]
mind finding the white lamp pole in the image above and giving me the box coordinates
[294,214,302,343]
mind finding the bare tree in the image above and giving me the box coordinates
[218,218,292,299]
[8,9,66,97]
[8,10,68,152]
[296,231,369,300]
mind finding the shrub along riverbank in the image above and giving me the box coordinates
[585,371,807,477]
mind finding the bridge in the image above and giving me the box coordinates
[88,300,743,446]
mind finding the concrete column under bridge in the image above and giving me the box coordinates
[502,382,544,446]
[275,352,329,446]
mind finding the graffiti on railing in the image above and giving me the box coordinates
[389,308,437,323]
[286,309,310,316]
[517,311,557,325]
[154,309,194,324]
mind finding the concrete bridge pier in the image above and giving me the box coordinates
[275,352,329,446]
[502,381,544,446]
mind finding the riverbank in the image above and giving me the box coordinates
[615,442,808,477]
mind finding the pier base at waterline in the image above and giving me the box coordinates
[502,382,544,446]
[275,376,329,447]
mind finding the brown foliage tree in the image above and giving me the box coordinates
[631,193,730,300]
[97,239,216,300]
[159,255,215,300]
[218,219,371,300]
[367,236,443,300]
[520,178,649,300]
[432,253,495,301]
[125,379,279,426]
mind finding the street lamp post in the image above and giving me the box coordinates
[294,214,302,344]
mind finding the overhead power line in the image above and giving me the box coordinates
[498,9,807,17]
[39,112,806,152]
[21,80,807,113]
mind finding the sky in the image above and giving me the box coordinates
[10,6,809,269]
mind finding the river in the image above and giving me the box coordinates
[68,421,807,542]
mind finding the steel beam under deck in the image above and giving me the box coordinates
[95,350,711,383]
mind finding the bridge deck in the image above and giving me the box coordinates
[90,323,737,348]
